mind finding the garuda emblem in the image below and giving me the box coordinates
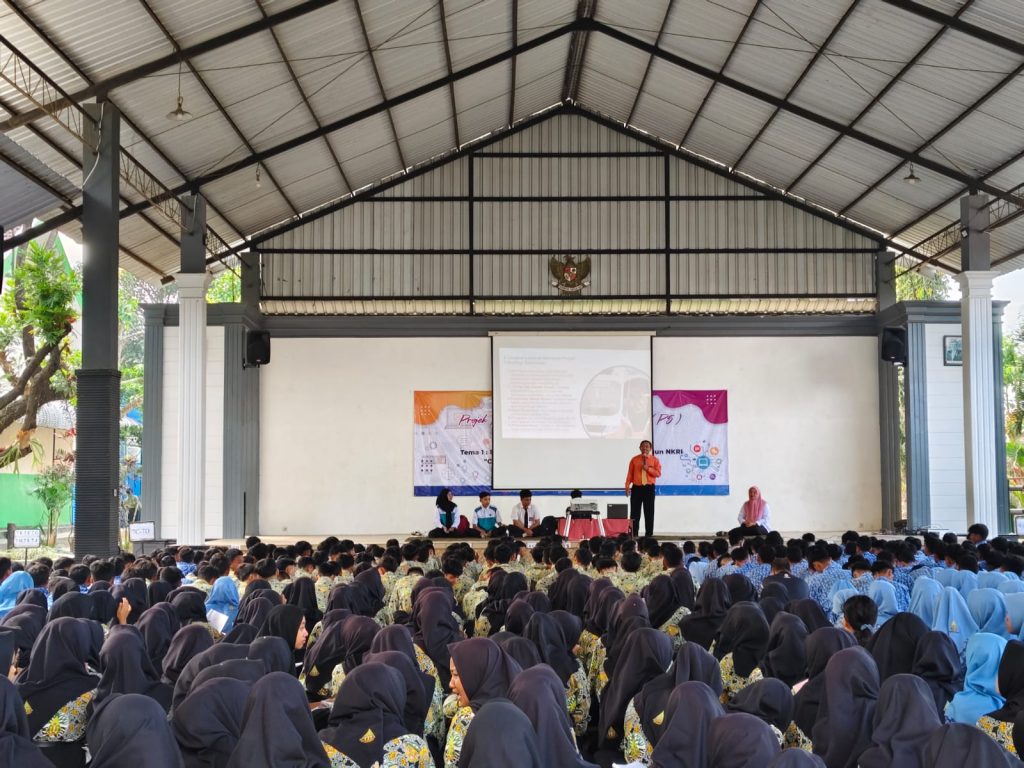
[549,255,592,295]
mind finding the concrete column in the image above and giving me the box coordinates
[905,322,931,530]
[75,102,121,557]
[959,270,999,533]
[876,250,900,529]
[240,252,261,313]
[176,193,208,544]
[140,306,166,536]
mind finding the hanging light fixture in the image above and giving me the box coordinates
[166,61,193,122]
[903,162,920,185]
[255,163,262,189]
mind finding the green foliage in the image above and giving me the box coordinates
[0,242,79,349]
[895,268,951,302]
[207,269,240,304]
[30,460,73,546]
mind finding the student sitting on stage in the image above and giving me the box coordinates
[472,492,506,538]
[429,488,475,538]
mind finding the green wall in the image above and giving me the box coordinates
[0,474,70,528]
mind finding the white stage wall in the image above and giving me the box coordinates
[924,323,967,530]
[259,336,881,535]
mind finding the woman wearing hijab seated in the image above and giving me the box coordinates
[0,572,34,619]
[324,615,380,698]
[136,604,181,672]
[762,612,809,688]
[256,604,309,671]
[866,612,929,682]
[508,665,597,768]
[713,602,769,704]
[709,712,782,768]
[926,723,1021,768]
[457,699,541,768]
[111,577,149,625]
[363,651,434,739]
[932,586,979,659]
[908,577,943,627]
[730,486,772,537]
[498,635,541,670]
[911,630,964,719]
[728,678,800,748]
[227,672,330,768]
[792,628,858,745]
[522,612,589,736]
[811,646,880,768]
[172,677,251,768]
[644,574,690,649]
[679,578,731,651]
[16,618,99,763]
[444,637,522,768]
[160,623,215,686]
[0,677,49,768]
[946,632,1008,725]
[642,681,722,768]
[967,588,1011,638]
[173,591,220,640]
[868,580,901,627]
[372,624,446,745]
[205,576,241,635]
[858,674,941,768]
[86,693,182,768]
[429,489,472,539]
[91,627,173,713]
[975,639,1024,755]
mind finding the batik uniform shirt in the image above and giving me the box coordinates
[790,562,810,579]
[615,571,647,596]
[534,569,558,595]
[323,735,435,768]
[806,564,845,616]
[718,652,764,705]
[388,575,422,619]
[314,576,334,614]
[461,585,488,622]
[621,698,653,765]
[267,577,291,594]
[976,716,1018,755]
[397,561,420,577]
[715,564,739,578]
[576,629,601,687]
[658,606,691,650]
[567,664,591,737]
[28,689,96,742]
[853,574,875,594]
[892,580,912,612]
[444,706,474,768]
[337,571,354,585]
[187,579,213,595]
[740,562,771,594]
[464,560,483,582]
[893,566,915,594]
[178,562,197,576]
[451,576,473,609]
[473,614,491,639]
[526,565,550,590]
[380,571,399,600]
[308,620,325,649]
[413,644,447,743]
[783,722,814,751]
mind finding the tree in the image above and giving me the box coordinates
[207,268,240,304]
[0,241,79,469]
[895,266,951,301]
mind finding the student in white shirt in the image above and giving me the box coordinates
[509,489,557,537]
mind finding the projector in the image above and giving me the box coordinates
[569,502,599,519]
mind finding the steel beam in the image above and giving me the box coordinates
[437,0,461,147]
[508,0,518,125]
[879,0,1024,58]
[626,0,675,126]
[353,0,408,169]
[561,0,598,103]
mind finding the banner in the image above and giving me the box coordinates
[653,390,729,495]
[413,392,493,496]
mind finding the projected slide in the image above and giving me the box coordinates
[492,335,652,489]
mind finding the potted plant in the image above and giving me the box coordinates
[29,459,74,547]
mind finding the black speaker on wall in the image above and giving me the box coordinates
[244,330,271,368]
[881,327,907,365]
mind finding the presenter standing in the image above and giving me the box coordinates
[625,440,660,537]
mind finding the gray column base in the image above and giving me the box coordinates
[74,369,121,557]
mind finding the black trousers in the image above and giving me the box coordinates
[630,484,656,537]
[729,524,768,539]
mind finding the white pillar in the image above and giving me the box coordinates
[176,272,210,544]
[959,270,999,533]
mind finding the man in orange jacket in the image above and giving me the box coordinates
[625,439,661,537]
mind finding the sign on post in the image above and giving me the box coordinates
[129,521,156,553]
[13,528,40,548]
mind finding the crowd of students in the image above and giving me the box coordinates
[0,523,1022,767]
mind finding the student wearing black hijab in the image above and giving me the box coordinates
[161,624,215,685]
[170,643,250,714]
[47,592,94,622]
[679,578,731,650]
[88,589,118,626]
[91,628,173,713]
[866,612,930,682]
[911,630,964,718]
[111,577,149,624]
[788,599,831,632]
[0,677,49,768]
[371,624,446,745]
[319,663,431,768]
[363,650,433,737]
[256,604,308,669]
[714,602,770,703]
[226,672,330,768]
[599,627,673,752]
[499,635,542,669]
[926,723,1021,768]
[430,488,469,538]
[728,678,797,742]
[858,674,941,768]
[283,577,323,634]
[563,571,592,617]
[172,591,210,627]
[648,681,725,768]
[508,664,598,768]
[668,562,697,611]
[1,606,43,670]
[16,618,98,745]
[644,574,687,636]
[234,594,277,633]
[709,712,782,768]
[723,573,757,605]
[137,604,181,671]
[172,677,251,768]
[522,612,577,686]
[762,612,809,687]
[811,646,880,768]
[412,589,462,688]
[457,699,542,768]
[603,593,650,675]
[792,627,858,738]
[49,577,78,602]
[445,637,523,768]
[770,752,827,767]
[977,639,1024,754]
[301,619,347,700]
[479,571,528,637]
[355,567,386,617]
[503,599,534,635]
[87,693,183,768]
[248,635,294,675]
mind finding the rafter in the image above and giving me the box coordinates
[786,0,977,194]
[879,0,1024,58]
[136,0,300,218]
[561,0,598,103]
[625,0,674,127]
[353,0,407,169]
[0,0,340,132]
[679,0,765,148]
[731,0,862,170]
[437,0,461,148]
[508,0,518,126]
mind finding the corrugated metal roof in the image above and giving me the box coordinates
[2,0,1024,284]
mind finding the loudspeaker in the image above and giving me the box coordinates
[244,330,270,367]
[881,327,907,365]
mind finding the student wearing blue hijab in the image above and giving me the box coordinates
[909,578,943,627]
[945,632,1008,725]
[932,587,979,657]
[933,569,959,588]
[205,577,240,635]
[966,588,1010,638]
[957,570,978,599]
[977,572,1007,590]
[868,580,900,627]
[0,573,34,619]
[998,581,1024,594]
[1005,593,1024,637]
